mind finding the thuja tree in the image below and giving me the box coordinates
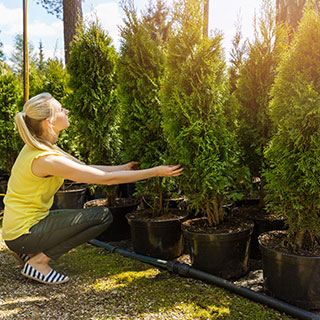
[264,6,320,252]
[0,64,23,173]
[67,18,120,165]
[234,0,287,195]
[118,0,173,215]
[161,0,240,226]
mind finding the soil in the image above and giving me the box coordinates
[259,230,320,257]
[232,205,284,221]
[126,208,187,221]
[182,216,254,234]
[85,197,139,208]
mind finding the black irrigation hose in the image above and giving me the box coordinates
[89,238,320,320]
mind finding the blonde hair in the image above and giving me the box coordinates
[15,92,61,151]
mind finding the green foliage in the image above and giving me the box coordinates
[67,18,120,201]
[9,34,46,99]
[118,0,174,215]
[42,57,76,156]
[161,0,240,226]
[264,5,320,251]
[0,64,23,173]
[235,0,287,181]
[67,18,120,165]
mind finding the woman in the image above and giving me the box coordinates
[3,92,183,285]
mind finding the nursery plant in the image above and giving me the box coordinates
[234,0,287,200]
[67,18,120,204]
[264,5,320,253]
[160,0,240,227]
[118,0,177,216]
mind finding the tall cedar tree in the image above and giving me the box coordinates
[235,0,287,190]
[118,0,174,216]
[264,5,320,252]
[161,0,240,226]
[67,19,119,170]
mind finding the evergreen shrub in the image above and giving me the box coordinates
[161,0,240,226]
[118,0,174,215]
[67,18,120,202]
[264,6,320,251]
[235,0,287,194]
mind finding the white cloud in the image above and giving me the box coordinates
[0,3,21,26]
[28,20,63,39]
[85,2,123,48]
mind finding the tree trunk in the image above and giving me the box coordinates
[63,0,82,65]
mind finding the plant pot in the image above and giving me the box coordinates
[126,209,188,260]
[84,198,140,242]
[182,217,254,279]
[259,230,320,310]
[52,182,88,210]
[250,216,285,259]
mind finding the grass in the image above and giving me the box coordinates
[0,223,296,319]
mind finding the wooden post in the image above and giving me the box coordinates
[23,0,29,103]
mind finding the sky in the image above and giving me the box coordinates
[0,0,275,64]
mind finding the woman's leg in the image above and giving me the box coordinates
[6,206,113,261]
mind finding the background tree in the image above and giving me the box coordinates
[36,0,82,64]
[265,5,320,252]
[161,0,240,226]
[67,18,119,168]
[0,64,23,173]
[0,31,5,63]
[118,0,174,215]
[234,0,287,199]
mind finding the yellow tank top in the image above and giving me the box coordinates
[2,144,64,241]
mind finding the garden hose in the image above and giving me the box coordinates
[89,238,320,320]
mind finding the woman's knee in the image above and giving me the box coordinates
[88,207,113,227]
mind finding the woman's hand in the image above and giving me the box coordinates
[124,161,140,170]
[156,164,183,177]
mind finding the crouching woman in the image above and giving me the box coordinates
[3,92,183,285]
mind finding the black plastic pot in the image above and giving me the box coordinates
[250,217,285,259]
[259,230,320,310]
[126,209,188,260]
[52,183,88,209]
[182,218,254,279]
[235,197,260,207]
[85,198,140,242]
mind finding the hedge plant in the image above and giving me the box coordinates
[0,63,23,173]
[160,0,240,226]
[234,0,287,200]
[118,0,174,216]
[264,5,320,252]
[67,18,120,201]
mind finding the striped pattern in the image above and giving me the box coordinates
[21,263,69,284]
[19,253,29,263]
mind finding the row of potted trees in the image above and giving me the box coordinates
[0,0,319,311]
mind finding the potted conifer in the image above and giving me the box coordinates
[260,5,320,309]
[160,0,253,279]
[67,18,139,240]
[232,0,287,258]
[118,0,187,259]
